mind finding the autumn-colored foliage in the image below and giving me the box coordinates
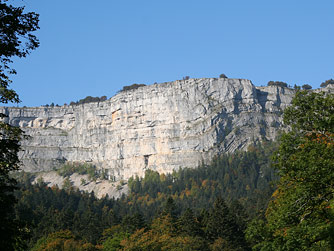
[14,140,277,249]
[247,91,334,250]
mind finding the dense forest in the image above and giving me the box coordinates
[11,91,334,250]
[12,140,276,250]
[1,1,334,250]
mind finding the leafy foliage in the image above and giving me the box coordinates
[0,0,39,104]
[301,84,312,90]
[69,95,107,106]
[320,78,334,88]
[57,162,99,180]
[14,141,277,249]
[283,91,334,134]
[118,83,146,93]
[31,230,96,251]
[0,1,39,249]
[14,181,118,248]
[247,91,334,250]
[14,180,255,250]
[267,81,288,88]
[127,140,277,219]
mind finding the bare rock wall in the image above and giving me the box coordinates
[1,78,298,180]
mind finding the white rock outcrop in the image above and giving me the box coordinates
[1,78,301,180]
[33,172,128,199]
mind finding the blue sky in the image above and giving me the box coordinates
[9,0,334,107]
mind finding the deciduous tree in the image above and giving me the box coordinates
[247,91,334,250]
[0,0,39,249]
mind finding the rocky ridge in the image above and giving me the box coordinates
[2,78,332,187]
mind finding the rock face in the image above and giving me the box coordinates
[0,78,307,180]
[33,172,128,199]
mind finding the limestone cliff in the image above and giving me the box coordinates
[0,78,313,180]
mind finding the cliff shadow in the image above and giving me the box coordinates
[256,89,269,112]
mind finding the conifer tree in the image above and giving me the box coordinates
[205,198,247,248]
[177,208,203,237]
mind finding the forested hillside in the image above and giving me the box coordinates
[12,91,334,250]
[14,140,277,250]
[246,91,334,250]
[1,0,333,250]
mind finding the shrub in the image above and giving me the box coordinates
[69,96,107,106]
[57,163,98,180]
[320,79,334,88]
[267,81,288,88]
[62,177,72,190]
[118,84,146,93]
[293,84,301,90]
[301,84,312,90]
[80,178,86,186]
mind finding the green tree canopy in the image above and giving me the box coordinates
[267,81,288,88]
[247,91,334,250]
[301,84,312,90]
[219,73,228,78]
[0,0,39,104]
[0,1,39,249]
[320,79,334,88]
[118,83,146,93]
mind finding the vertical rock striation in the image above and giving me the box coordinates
[1,78,298,180]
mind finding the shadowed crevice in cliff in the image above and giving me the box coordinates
[0,78,307,181]
[256,89,269,112]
